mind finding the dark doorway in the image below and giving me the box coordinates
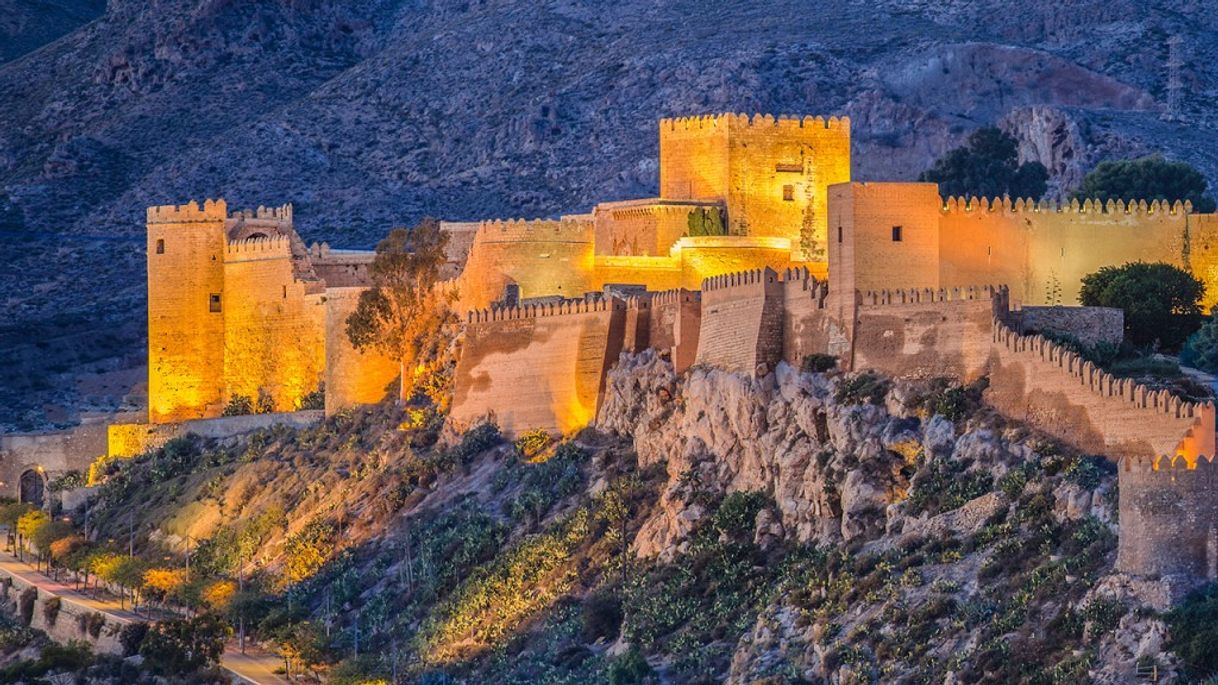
[19,470,44,508]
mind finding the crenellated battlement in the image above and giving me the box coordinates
[147,199,228,224]
[473,217,594,243]
[859,285,1004,307]
[992,319,1214,433]
[466,296,624,323]
[660,112,849,133]
[224,235,292,257]
[940,195,1192,216]
[231,204,294,223]
[702,267,780,292]
[624,288,701,311]
[1119,453,1218,474]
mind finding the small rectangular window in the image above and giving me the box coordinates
[209,293,222,313]
[282,285,287,299]
[837,226,843,243]
[155,239,165,254]
[892,225,903,242]
[782,185,794,202]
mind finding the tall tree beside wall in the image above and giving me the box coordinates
[1071,155,1216,213]
[919,127,1048,200]
[1079,262,1204,350]
[345,218,456,400]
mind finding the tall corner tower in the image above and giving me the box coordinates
[146,199,228,423]
[658,113,851,263]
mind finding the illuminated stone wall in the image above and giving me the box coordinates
[939,197,1199,307]
[454,218,596,311]
[850,287,1001,381]
[146,200,229,423]
[624,289,701,374]
[451,299,626,436]
[0,423,108,500]
[592,199,718,256]
[221,236,327,412]
[324,287,401,414]
[660,114,851,263]
[833,184,1218,310]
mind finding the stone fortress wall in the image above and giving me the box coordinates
[14,111,1217,584]
[450,299,626,435]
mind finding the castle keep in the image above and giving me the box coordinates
[121,113,1218,583]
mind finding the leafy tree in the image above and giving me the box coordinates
[1079,262,1205,349]
[346,218,455,399]
[139,614,228,675]
[143,567,189,605]
[1073,155,1216,213]
[30,520,73,573]
[919,127,1049,200]
[1181,309,1218,373]
[15,510,49,560]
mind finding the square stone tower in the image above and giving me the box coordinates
[146,199,229,423]
[659,113,851,263]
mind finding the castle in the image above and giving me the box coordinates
[101,113,1218,584]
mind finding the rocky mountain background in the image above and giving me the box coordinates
[2,0,1217,430]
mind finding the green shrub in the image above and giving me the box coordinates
[686,207,726,237]
[222,394,254,416]
[1079,262,1204,350]
[608,647,654,685]
[835,372,890,406]
[581,591,624,643]
[47,471,86,493]
[451,422,502,463]
[1167,583,1218,678]
[515,429,553,460]
[119,621,150,657]
[801,354,838,373]
[300,386,325,410]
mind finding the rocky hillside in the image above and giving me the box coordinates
[3,0,1218,429]
[19,354,1208,683]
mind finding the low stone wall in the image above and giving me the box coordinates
[0,571,124,654]
[1012,305,1124,348]
[0,423,108,501]
[108,410,325,458]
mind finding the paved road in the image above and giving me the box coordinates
[0,551,289,684]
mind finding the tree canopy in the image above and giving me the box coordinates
[1072,155,1216,213]
[1079,262,1204,350]
[919,127,1049,201]
[345,218,456,398]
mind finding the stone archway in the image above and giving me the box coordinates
[19,469,44,508]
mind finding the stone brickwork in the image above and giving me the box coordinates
[593,199,720,257]
[324,288,401,414]
[1118,455,1218,579]
[145,200,374,424]
[0,422,108,501]
[450,299,627,436]
[833,183,1218,310]
[1012,305,1124,348]
[694,268,785,376]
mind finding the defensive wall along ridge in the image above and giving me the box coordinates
[451,299,627,436]
[1117,454,1218,579]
